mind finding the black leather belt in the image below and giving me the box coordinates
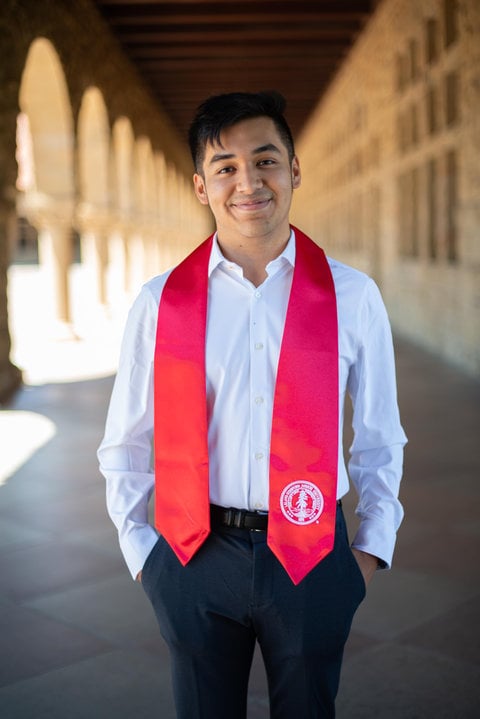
[210,504,268,531]
[210,500,342,532]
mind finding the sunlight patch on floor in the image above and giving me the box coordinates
[8,263,129,385]
[0,410,56,486]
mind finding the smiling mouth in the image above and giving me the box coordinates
[231,198,271,211]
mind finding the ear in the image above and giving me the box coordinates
[193,173,209,205]
[291,156,301,189]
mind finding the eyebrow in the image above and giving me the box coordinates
[208,143,282,166]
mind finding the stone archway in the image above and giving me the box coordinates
[111,116,134,294]
[126,135,157,290]
[18,37,75,327]
[77,86,111,306]
[154,151,171,270]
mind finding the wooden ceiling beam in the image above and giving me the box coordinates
[117,26,362,44]
[146,75,333,88]
[106,13,368,27]
[154,95,329,107]
[139,58,342,71]
[126,42,348,59]
[93,0,375,137]
[96,0,372,11]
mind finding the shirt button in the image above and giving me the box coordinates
[254,291,262,299]
[254,342,264,350]
[255,452,264,460]
[254,396,264,405]
[254,502,264,509]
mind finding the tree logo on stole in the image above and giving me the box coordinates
[280,481,324,525]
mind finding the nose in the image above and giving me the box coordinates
[236,164,262,193]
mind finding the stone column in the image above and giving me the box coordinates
[38,223,72,325]
[0,198,22,401]
[19,193,74,330]
[106,215,133,297]
[120,220,134,295]
[123,221,146,296]
[141,217,163,282]
[76,204,110,306]
[106,218,129,302]
[0,47,23,401]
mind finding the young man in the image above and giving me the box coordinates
[98,91,407,718]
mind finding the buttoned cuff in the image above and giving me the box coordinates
[119,523,159,580]
[351,516,397,570]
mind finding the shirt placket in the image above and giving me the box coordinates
[248,285,270,510]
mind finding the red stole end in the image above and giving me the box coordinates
[153,237,212,565]
[154,227,338,584]
[268,228,338,584]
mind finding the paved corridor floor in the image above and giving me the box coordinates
[1,274,479,717]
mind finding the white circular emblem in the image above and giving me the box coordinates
[280,481,324,525]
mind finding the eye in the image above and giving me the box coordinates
[218,166,235,175]
[258,159,276,167]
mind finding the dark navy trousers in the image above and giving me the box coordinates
[141,506,366,718]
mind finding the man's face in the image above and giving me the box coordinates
[193,116,301,246]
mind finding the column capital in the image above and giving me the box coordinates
[17,191,74,232]
[75,201,114,236]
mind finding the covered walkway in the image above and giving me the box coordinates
[0,266,479,718]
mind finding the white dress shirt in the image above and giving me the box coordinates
[98,230,407,579]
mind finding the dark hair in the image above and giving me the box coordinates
[188,91,295,173]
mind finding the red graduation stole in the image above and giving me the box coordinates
[154,226,338,585]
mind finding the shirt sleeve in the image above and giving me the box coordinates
[346,278,407,569]
[97,284,160,580]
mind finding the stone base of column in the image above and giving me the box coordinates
[0,359,22,404]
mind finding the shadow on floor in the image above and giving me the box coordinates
[0,338,479,718]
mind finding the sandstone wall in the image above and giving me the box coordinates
[292,0,480,377]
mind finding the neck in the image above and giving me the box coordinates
[217,230,290,287]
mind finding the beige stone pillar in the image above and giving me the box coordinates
[0,48,23,400]
[19,194,74,328]
[80,230,108,305]
[37,222,71,325]
[124,223,146,296]
[76,204,111,306]
[106,216,134,297]
[121,223,134,295]
[0,198,22,400]
[106,219,129,301]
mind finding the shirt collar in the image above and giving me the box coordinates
[208,228,296,277]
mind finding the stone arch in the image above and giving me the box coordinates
[134,136,158,282]
[77,86,111,304]
[16,112,35,195]
[77,87,110,207]
[135,136,157,220]
[15,112,37,261]
[113,117,134,218]
[111,116,135,293]
[154,150,171,270]
[165,162,180,263]
[18,37,75,325]
[176,173,190,256]
[19,38,74,198]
